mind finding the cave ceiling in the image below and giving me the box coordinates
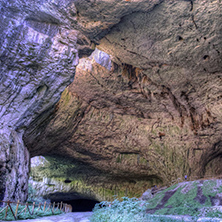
[24,0,222,184]
[0,0,222,202]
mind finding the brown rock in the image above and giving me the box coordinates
[1,0,222,201]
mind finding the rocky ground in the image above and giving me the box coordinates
[144,179,222,220]
[5,213,222,222]
[1,0,222,207]
[2,212,222,222]
[2,212,92,222]
[2,180,222,222]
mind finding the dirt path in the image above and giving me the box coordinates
[3,212,93,222]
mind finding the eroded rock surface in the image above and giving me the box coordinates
[0,0,79,202]
[1,0,222,202]
[26,48,222,201]
[25,0,222,198]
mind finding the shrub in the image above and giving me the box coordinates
[90,197,185,222]
[90,197,149,222]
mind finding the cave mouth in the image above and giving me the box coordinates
[63,199,100,212]
[44,192,100,212]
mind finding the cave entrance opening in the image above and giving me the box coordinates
[62,199,99,212]
[44,192,100,212]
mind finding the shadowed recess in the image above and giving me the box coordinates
[44,192,99,212]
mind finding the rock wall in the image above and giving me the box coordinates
[1,0,222,201]
[29,156,121,202]
[24,48,222,199]
[29,154,155,202]
[0,0,79,202]
[0,129,29,202]
[96,0,222,177]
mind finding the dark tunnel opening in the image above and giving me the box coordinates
[45,192,100,212]
[64,199,100,212]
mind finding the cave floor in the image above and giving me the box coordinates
[6,212,93,222]
[5,212,222,222]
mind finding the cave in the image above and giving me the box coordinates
[62,199,99,212]
[1,0,222,204]
[43,192,99,212]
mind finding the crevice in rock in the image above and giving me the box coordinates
[89,71,104,88]
[24,19,59,37]
[190,0,194,11]
[201,141,222,176]
[203,55,210,61]
[194,183,207,204]
[146,189,177,214]
[191,14,198,29]
[161,85,187,127]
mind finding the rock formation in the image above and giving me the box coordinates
[145,179,222,215]
[0,0,222,202]
[0,0,79,202]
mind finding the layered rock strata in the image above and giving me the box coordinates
[1,0,222,202]
[26,44,222,201]
[0,0,79,202]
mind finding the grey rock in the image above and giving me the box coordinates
[0,128,29,202]
[141,189,154,201]
[0,0,163,202]
[90,48,112,70]
[0,0,78,202]
[1,0,222,206]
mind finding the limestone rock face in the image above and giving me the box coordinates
[24,46,221,199]
[1,0,222,202]
[96,0,222,177]
[99,0,222,72]
[0,0,78,202]
[24,0,222,198]
[74,0,162,39]
[29,156,104,202]
[0,129,29,202]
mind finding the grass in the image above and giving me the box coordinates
[162,183,201,216]
[147,184,178,209]
[148,180,222,218]
[0,204,63,221]
[90,197,187,222]
[148,181,212,217]
[90,197,149,222]
[206,210,222,218]
[91,180,222,221]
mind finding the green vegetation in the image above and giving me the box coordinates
[90,197,194,222]
[91,197,148,222]
[91,180,222,221]
[147,184,178,209]
[0,204,62,221]
[30,155,152,201]
[30,156,72,180]
[27,183,50,204]
[202,180,217,197]
[162,183,201,216]
[147,180,222,217]
[206,210,222,218]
